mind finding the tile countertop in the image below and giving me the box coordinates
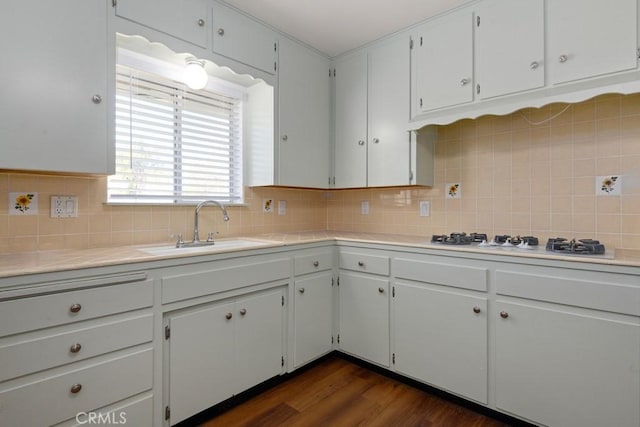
[0,231,639,279]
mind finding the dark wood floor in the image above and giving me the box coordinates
[199,355,513,427]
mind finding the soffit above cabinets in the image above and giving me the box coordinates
[222,0,472,57]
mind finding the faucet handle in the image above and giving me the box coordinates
[206,231,218,242]
[175,233,185,248]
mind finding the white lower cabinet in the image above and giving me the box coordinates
[394,283,488,404]
[495,300,640,427]
[339,271,390,367]
[166,288,284,425]
[294,272,334,368]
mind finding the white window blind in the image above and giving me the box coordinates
[108,64,243,204]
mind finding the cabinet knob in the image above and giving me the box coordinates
[91,94,102,104]
[313,261,319,267]
[473,306,481,314]
[70,343,82,353]
[358,140,365,146]
[225,312,232,320]
[69,303,82,314]
[357,261,364,267]
[217,28,225,36]
[559,54,569,63]
[70,383,82,394]
[281,134,288,141]
[239,308,247,316]
[372,138,380,144]
[378,287,385,293]
[298,288,305,294]
[530,61,539,69]
[500,311,509,319]
[460,78,470,86]
[197,18,205,27]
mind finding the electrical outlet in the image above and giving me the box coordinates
[50,196,78,218]
[278,200,287,215]
[361,200,369,215]
[419,201,430,217]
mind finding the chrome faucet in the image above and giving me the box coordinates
[177,200,230,247]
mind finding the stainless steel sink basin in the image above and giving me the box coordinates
[139,239,268,256]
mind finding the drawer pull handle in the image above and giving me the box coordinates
[197,18,205,27]
[358,261,364,267]
[217,28,225,36]
[70,384,82,394]
[70,343,82,353]
[473,306,481,314]
[378,287,385,294]
[500,311,509,319]
[69,303,82,314]
[225,312,232,320]
[313,261,319,267]
[298,288,305,294]
[240,308,247,316]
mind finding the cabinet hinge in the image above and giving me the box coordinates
[392,286,395,298]
[328,176,332,185]
[477,16,480,27]
[419,98,423,108]
[392,353,396,364]
[281,356,285,367]
[409,171,414,182]
[331,277,334,287]
[112,0,117,7]
[637,48,640,59]
[164,325,170,340]
[337,277,340,286]
[337,334,340,343]
[274,61,277,72]
[331,336,334,344]
[282,295,285,306]
[333,69,336,77]
[420,36,423,47]
[165,406,170,421]
[274,42,277,52]
[409,38,414,49]
[476,84,481,95]
[332,176,336,185]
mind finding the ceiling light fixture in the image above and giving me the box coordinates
[183,57,208,90]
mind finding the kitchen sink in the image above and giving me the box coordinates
[139,239,270,256]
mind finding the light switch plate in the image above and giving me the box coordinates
[278,200,286,215]
[51,195,78,218]
[419,200,430,217]
[361,200,369,215]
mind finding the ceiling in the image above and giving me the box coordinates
[222,0,472,57]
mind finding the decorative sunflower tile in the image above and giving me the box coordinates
[9,192,38,215]
[596,175,621,196]
[446,183,461,199]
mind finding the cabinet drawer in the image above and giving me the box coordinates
[0,314,153,382]
[0,280,153,337]
[0,348,153,427]
[53,393,153,427]
[496,269,640,316]
[339,251,389,276]
[162,258,290,303]
[294,251,333,275]
[394,258,488,292]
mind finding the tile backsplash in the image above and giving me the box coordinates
[1,93,639,253]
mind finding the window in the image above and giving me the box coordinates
[108,56,244,204]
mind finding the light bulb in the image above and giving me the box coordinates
[183,59,208,90]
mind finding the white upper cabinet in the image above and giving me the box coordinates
[367,37,412,187]
[548,0,638,85]
[413,11,474,113]
[115,0,209,48]
[212,1,277,74]
[0,0,110,174]
[476,0,545,99]
[278,38,330,188]
[333,52,368,188]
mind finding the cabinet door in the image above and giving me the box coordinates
[548,0,637,84]
[212,2,276,74]
[414,11,474,112]
[476,0,544,99]
[278,38,330,188]
[334,52,368,188]
[339,272,390,366]
[167,302,235,425]
[0,0,109,174]
[294,272,334,367]
[368,37,411,187]
[496,301,640,427]
[394,283,488,404]
[115,0,209,48]
[234,289,284,394]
